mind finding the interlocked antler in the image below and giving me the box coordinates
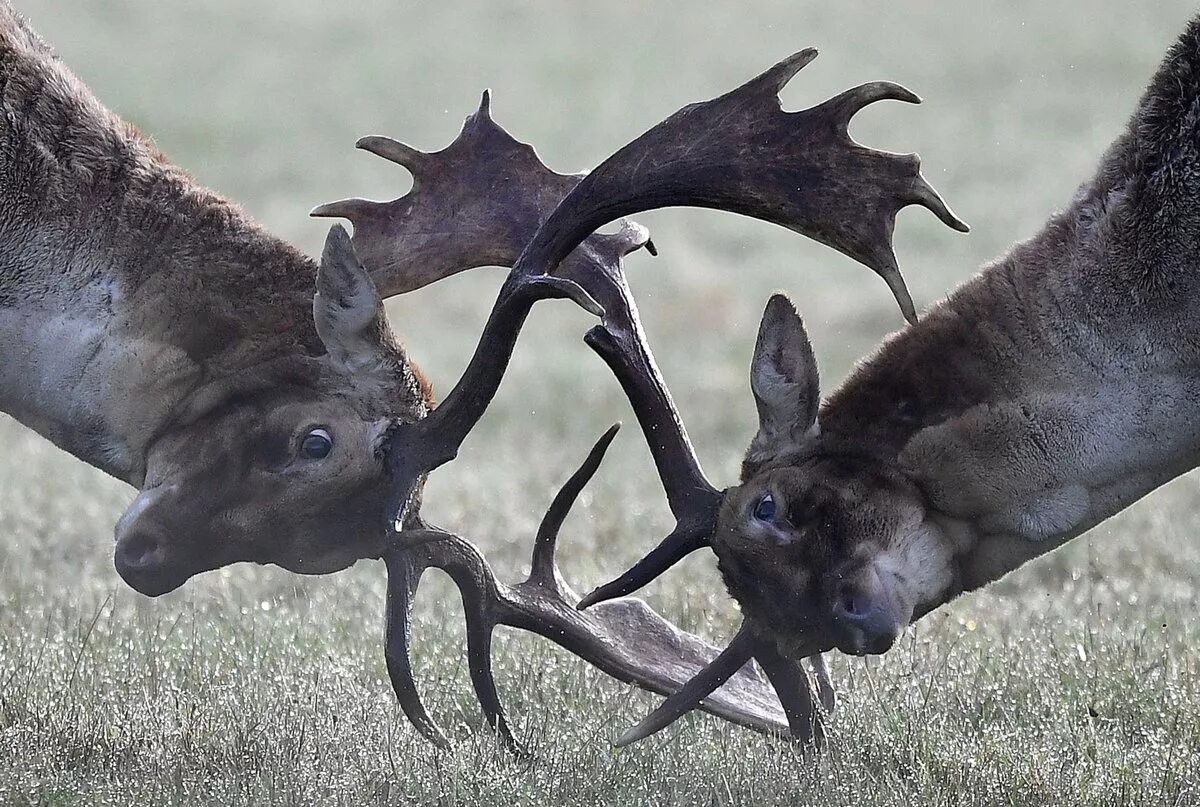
[315,95,819,747]
[316,47,963,747]
[385,426,826,753]
[507,50,966,743]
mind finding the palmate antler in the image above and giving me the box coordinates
[316,93,816,747]
[315,48,963,748]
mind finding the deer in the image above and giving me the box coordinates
[0,2,449,596]
[1,2,955,750]
[532,14,1200,745]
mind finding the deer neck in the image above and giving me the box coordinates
[0,16,321,484]
[821,22,1200,595]
[823,193,1200,594]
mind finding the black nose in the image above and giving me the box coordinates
[832,583,899,654]
[117,531,164,572]
[114,531,182,596]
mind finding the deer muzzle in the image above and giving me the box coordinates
[830,563,904,655]
[114,484,189,596]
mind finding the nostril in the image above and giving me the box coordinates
[836,585,865,618]
[119,533,163,571]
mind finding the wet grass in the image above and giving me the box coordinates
[3,0,1200,803]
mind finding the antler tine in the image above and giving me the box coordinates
[355,134,430,173]
[613,626,756,747]
[384,431,802,749]
[383,526,525,754]
[754,643,822,745]
[527,422,620,590]
[382,549,453,750]
[507,49,966,327]
[823,80,921,125]
[574,320,722,609]
[614,625,829,748]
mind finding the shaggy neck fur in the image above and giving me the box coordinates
[0,5,324,482]
[820,17,1200,589]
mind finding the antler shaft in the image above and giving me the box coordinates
[383,428,798,751]
[382,270,603,524]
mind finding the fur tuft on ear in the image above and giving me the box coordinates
[744,293,820,476]
[314,224,393,374]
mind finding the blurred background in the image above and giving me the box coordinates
[2,1,1199,804]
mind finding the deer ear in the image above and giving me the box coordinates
[314,224,393,374]
[746,294,820,469]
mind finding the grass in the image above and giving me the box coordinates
[3,0,1200,803]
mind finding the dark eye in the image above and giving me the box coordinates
[299,428,333,459]
[752,494,777,522]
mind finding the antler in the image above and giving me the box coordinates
[312,90,651,299]
[384,426,827,753]
[316,95,825,746]
[317,46,964,747]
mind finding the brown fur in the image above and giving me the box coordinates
[714,16,1200,658]
[0,4,429,595]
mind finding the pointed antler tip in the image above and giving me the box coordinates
[759,47,819,94]
[310,199,366,220]
[593,422,622,452]
[891,284,918,326]
[613,628,758,746]
[890,83,922,105]
[785,47,820,72]
[575,526,711,611]
[911,175,972,233]
[463,89,497,133]
[613,725,649,748]
[356,135,426,169]
[575,589,604,611]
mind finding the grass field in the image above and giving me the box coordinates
[2,1,1200,804]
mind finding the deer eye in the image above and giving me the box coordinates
[752,494,777,522]
[299,428,333,459]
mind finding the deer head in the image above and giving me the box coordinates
[110,227,431,596]
[0,4,443,597]
[707,294,954,659]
